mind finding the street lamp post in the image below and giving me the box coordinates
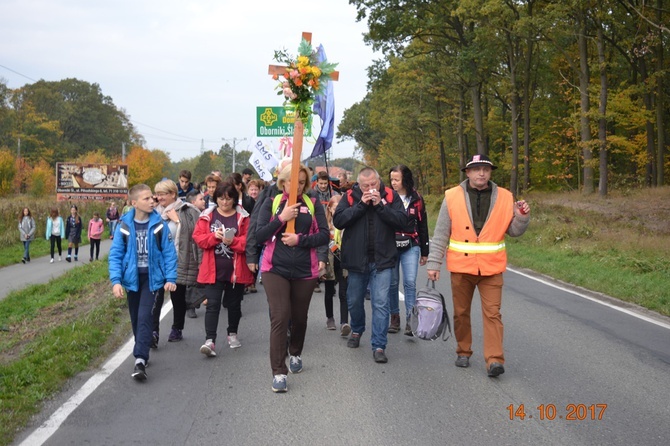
[222,137,247,173]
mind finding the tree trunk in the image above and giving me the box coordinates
[640,58,657,186]
[470,81,486,155]
[578,16,594,194]
[458,88,467,182]
[597,24,608,196]
[508,35,520,197]
[523,26,534,193]
[436,101,447,189]
[655,0,665,186]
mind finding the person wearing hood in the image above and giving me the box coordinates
[193,181,254,357]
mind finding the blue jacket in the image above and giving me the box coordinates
[45,216,65,240]
[108,208,178,292]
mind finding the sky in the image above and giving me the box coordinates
[1,0,377,163]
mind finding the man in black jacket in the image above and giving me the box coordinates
[333,167,407,363]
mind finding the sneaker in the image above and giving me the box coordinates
[151,331,159,349]
[227,333,241,349]
[404,322,413,337]
[289,355,303,374]
[249,284,257,293]
[272,374,288,393]
[314,284,321,293]
[347,333,361,348]
[340,323,351,337]
[50,258,54,263]
[65,256,71,263]
[373,348,388,363]
[90,257,93,262]
[455,356,470,368]
[186,308,197,318]
[74,256,78,262]
[58,256,62,262]
[200,339,216,357]
[326,318,336,330]
[487,362,505,377]
[244,287,250,295]
[132,362,147,381]
[168,328,183,342]
[21,258,26,264]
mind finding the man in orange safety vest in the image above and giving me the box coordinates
[427,154,530,377]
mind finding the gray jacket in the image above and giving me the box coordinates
[19,216,36,242]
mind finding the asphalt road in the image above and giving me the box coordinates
[8,257,670,446]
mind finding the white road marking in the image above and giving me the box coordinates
[508,267,670,331]
[19,300,174,446]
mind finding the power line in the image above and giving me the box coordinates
[0,64,37,83]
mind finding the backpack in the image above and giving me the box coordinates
[409,280,452,341]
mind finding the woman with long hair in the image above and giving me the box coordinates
[19,207,36,263]
[46,207,65,263]
[387,165,429,335]
[65,205,83,262]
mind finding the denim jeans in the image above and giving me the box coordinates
[109,220,118,238]
[347,263,392,351]
[23,241,31,259]
[389,245,420,319]
[127,274,155,362]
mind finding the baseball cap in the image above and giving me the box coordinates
[461,154,498,172]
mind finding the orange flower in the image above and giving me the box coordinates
[272,74,279,80]
[295,78,303,87]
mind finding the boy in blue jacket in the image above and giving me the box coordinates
[109,184,178,381]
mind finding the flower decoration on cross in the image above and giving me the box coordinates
[271,37,338,122]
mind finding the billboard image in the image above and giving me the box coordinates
[56,163,129,201]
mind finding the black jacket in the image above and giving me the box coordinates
[255,192,329,279]
[246,184,281,264]
[333,181,408,273]
[399,189,430,257]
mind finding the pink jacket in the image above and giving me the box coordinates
[88,218,104,240]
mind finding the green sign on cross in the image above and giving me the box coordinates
[256,106,312,138]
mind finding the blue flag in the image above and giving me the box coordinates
[310,44,335,158]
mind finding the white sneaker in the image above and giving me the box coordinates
[58,256,62,261]
[227,334,241,349]
[200,339,216,357]
[50,258,54,263]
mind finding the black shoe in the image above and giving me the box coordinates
[66,256,71,262]
[132,362,147,381]
[151,331,159,349]
[404,323,413,337]
[373,349,388,363]
[347,333,360,348]
[27,257,30,262]
[487,362,505,377]
[455,356,470,368]
[186,308,197,318]
[21,258,26,264]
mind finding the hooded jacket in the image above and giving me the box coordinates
[108,208,178,292]
[333,180,408,273]
[192,205,254,285]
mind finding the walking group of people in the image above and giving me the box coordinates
[19,204,111,264]
[109,154,531,392]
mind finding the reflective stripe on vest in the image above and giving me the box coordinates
[448,239,506,253]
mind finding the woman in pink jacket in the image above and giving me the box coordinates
[88,212,104,261]
[193,181,253,357]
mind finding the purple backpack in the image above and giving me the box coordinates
[409,280,452,341]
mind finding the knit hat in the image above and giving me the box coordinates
[461,154,498,172]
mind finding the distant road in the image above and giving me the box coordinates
[0,239,112,301]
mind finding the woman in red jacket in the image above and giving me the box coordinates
[193,181,253,357]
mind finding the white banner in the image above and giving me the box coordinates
[248,138,279,182]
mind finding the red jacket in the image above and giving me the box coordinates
[192,206,254,285]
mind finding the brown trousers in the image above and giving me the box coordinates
[450,272,505,366]
[262,272,318,375]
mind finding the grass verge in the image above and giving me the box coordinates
[0,260,128,446]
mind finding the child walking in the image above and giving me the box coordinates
[65,205,83,262]
[46,207,65,263]
[88,212,104,261]
[109,184,178,381]
[19,207,36,263]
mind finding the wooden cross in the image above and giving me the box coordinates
[268,31,339,233]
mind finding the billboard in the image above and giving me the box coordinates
[56,163,129,201]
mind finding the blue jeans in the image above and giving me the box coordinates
[127,274,156,362]
[347,263,392,351]
[389,245,420,319]
[109,220,118,238]
[23,241,31,259]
